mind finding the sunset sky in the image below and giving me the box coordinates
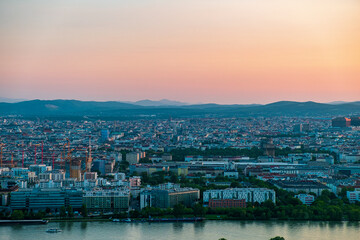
[0,0,359,104]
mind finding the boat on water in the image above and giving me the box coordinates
[112,219,120,222]
[46,228,62,233]
[122,218,132,223]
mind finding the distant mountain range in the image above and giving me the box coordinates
[126,99,189,106]
[0,97,28,103]
[0,99,359,119]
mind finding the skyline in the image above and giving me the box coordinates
[0,97,359,106]
[1,0,359,104]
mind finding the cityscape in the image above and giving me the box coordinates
[0,112,359,239]
[1,1,360,240]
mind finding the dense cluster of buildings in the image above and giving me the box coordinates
[0,115,359,214]
[332,117,360,128]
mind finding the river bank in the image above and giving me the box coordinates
[43,215,360,223]
[1,220,359,240]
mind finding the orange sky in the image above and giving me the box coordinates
[0,0,359,104]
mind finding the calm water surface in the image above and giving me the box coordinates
[0,221,359,240]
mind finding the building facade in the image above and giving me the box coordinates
[203,188,276,204]
[126,152,140,165]
[10,188,83,210]
[347,189,360,203]
[83,190,130,212]
[332,117,351,128]
[140,188,200,209]
[208,199,246,208]
[295,194,315,205]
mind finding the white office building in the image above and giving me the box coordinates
[203,188,276,204]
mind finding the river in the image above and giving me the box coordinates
[0,220,359,240]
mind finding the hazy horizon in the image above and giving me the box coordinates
[1,0,359,104]
[0,96,359,106]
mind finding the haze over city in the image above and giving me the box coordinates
[1,0,359,104]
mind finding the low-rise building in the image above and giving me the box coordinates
[129,176,141,188]
[10,188,83,210]
[270,180,329,196]
[295,194,315,205]
[347,189,360,203]
[208,199,246,208]
[203,188,276,204]
[140,187,200,209]
[83,190,130,212]
[126,152,140,164]
[224,171,239,179]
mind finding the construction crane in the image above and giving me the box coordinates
[33,143,41,165]
[65,138,75,163]
[0,142,7,168]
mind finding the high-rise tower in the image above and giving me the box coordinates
[86,137,93,172]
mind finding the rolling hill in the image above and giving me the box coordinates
[0,99,359,118]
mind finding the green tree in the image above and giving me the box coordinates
[230,181,241,188]
[348,208,360,221]
[81,204,88,217]
[11,210,24,220]
[170,173,179,183]
[66,205,74,218]
[26,209,35,219]
[45,207,51,214]
[193,203,207,217]
[129,210,140,218]
[173,204,186,218]
[262,199,276,209]
[60,206,66,218]
[270,237,285,240]
[35,211,46,219]
[141,172,149,184]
